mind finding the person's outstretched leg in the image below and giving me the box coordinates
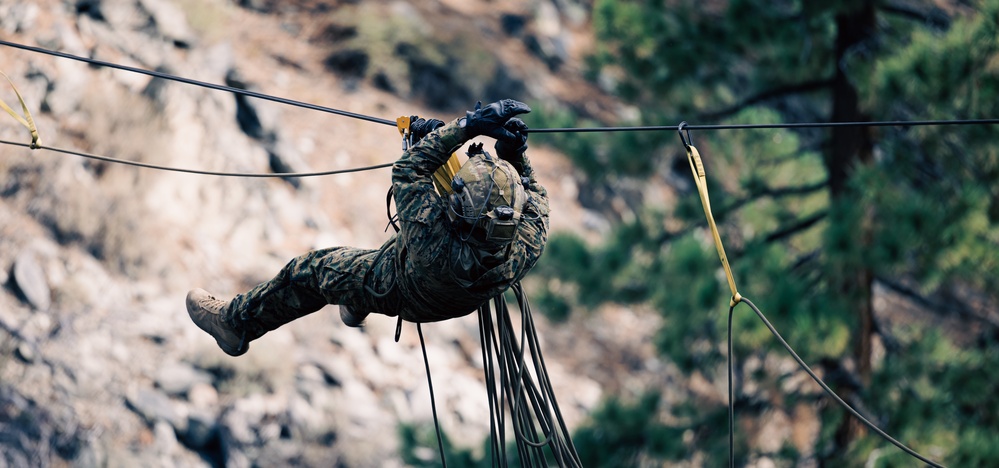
[187,246,376,356]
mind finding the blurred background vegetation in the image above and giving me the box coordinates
[4,0,993,465]
[406,0,999,466]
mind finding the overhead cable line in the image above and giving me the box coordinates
[0,39,396,127]
[530,118,999,133]
[4,39,999,136]
[0,139,393,177]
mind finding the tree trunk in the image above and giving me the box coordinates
[827,0,877,449]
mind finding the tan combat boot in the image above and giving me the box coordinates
[186,289,249,356]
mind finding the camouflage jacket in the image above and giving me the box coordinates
[365,118,549,322]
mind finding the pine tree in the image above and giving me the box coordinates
[532,0,999,465]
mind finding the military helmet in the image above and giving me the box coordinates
[448,143,527,244]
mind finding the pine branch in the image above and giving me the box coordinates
[724,179,829,214]
[876,276,999,329]
[655,224,695,246]
[757,140,828,167]
[879,2,951,30]
[697,79,835,121]
[790,249,821,272]
[655,181,828,247]
[764,211,828,243]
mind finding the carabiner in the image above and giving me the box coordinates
[677,121,692,149]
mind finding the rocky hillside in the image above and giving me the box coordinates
[0,1,672,466]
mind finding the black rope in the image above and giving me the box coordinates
[417,323,449,468]
[0,39,397,126]
[0,139,393,177]
[728,304,736,468]
[478,306,507,467]
[728,297,946,468]
[478,284,582,467]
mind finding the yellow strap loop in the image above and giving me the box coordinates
[0,71,40,149]
[397,115,461,196]
[686,144,741,306]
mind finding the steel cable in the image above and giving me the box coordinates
[0,139,393,177]
[728,297,946,468]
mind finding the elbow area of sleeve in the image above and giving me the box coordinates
[435,118,469,152]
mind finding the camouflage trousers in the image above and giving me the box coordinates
[225,243,398,336]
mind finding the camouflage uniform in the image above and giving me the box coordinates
[226,118,549,337]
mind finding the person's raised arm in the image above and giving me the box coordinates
[391,118,466,224]
[392,100,533,224]
[494,118,549,218]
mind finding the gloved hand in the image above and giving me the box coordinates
[494,118,528,161]
[410,116,444,143]
[459,99,531,141]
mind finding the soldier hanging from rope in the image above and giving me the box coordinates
[185,99,550,356]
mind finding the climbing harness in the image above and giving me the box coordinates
[676,124,944,468]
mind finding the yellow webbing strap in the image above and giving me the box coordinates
[432,152,462,196]
[0,71,40,149]
[397,115,461,197]
[686,144,742,307]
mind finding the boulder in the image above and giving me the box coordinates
[138,0,196,47]
[12,249,51,311]
[155,361,214,397]
[126,387,183,430]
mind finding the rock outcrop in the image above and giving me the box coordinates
[0,1,658,466]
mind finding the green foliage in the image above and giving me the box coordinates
[526,101,662,178]
[531,0,999,465]
[590,0,835,116]
[859,0,999,295]
[533,286,572,323]
[858,329,999,466]
[572,393,688,466]
[534,224,655,309]
[398,423,494,468]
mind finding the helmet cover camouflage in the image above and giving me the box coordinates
[448,148,527,244]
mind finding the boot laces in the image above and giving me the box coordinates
[199,293,228,315]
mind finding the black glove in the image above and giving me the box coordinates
[459,99,531,141]
[410,116,444,143]
[494,118,528,161]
